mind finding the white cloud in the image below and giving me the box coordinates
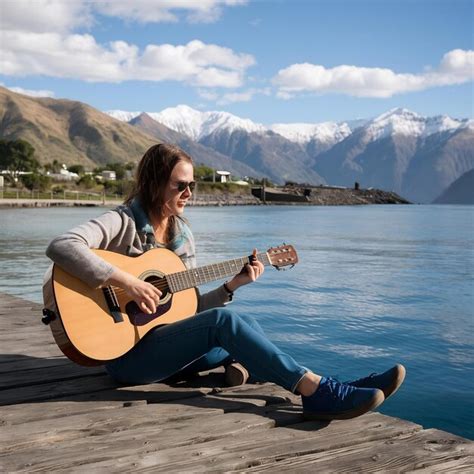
[0,29,255,87]
[273,49,474,98]
[0,0,247,33]
[0,0,93,34]
[0,1,254,88]
[1,84,55,98]
[95,0,247,24]
[437,49,474,84]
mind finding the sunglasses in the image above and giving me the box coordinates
[175,181,196,192]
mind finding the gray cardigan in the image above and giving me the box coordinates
[43,205,231,313]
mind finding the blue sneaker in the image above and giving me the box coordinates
[345,364,406,399]
[302,377,385,421]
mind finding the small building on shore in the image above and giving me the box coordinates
[101,170,116,181]
[46,169,79,181]
[216,171,230,183]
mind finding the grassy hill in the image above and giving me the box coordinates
[0,87,156,168]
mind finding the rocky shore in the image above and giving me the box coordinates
[305,187,410,205]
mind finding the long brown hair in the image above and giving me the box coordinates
[125,143,193,219]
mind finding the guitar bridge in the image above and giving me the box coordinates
[102,287,123,323]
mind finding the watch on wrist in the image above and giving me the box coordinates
[223,281,234,301]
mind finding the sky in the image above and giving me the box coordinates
[0,0,473,124]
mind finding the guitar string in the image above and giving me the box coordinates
[106,252,284,298]
[108,256,252,296]
[107,252,284,297]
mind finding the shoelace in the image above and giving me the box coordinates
[320,377,355,400]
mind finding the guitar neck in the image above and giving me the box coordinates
[166,252,271,293]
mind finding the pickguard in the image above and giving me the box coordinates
[125,297,173,326]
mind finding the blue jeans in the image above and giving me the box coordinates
[105,308,308,393]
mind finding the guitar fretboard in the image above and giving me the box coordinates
[166,253,270,293]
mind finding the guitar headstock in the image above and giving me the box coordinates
[266,244,298,269]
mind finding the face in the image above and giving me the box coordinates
[161,160,194,217]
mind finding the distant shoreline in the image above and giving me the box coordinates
[0,186,411,208]
[0,197,262,208]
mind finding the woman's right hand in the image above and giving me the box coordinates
[104,268,162,314]
[125,276,162,314]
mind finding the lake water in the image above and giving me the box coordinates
[0,204,473,439]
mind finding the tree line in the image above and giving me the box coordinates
[0,138,267,194]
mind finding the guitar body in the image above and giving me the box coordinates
[51,248,198,366]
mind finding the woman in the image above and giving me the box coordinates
[43,143,405,421]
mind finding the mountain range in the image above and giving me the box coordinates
[1,86,472,203]
[108,105,473,203]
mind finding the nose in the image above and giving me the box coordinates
[182,185,192,197]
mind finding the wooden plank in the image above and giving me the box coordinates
[208,383,301,406]
[0,362,104,389]
[1,401,302,453]
[0,341,62,359]
[0,403,225,453]
[0,374,118,405]
[145,414,422,473]
[0,296,40,317]
[241,428,474,472]
[1,329,54,342]
[0,383,295,426]
[0,300,40,312]
[30,412,422,472]
[0,356,70,374]
[0,309,40,320]
[194,383,301,418]
[0,388,292,428]
[0,372,229,406]
[0,399,139,425]
[413,455,474,472]
[0,323,49,335]
[0,410,277,472]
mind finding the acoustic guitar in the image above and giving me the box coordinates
[48,244,298,366]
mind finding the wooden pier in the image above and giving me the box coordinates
[1,292,472,472]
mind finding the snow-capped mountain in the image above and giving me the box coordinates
[313,108,474,203]
[269,122,352,146]
[128,112,263,179]
[151,105,266,141]
[107,110,141,123]
[108,105,266,141]
[107,106,470,148]
[362,107,470,142]
[106,105,352,146]
[106,105,473,202]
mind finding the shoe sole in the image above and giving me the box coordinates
[303,389,385,421]
[382,363,406,399]
[225,363,249,387]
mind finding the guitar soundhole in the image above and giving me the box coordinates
[144,275,168,298]
[125,275,172,326]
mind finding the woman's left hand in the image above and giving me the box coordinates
[226,249,265,292]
